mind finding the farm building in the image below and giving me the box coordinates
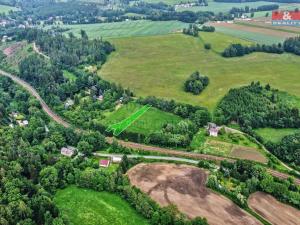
[61,146,76,157]
[111,156,122,163]
[207,122,220,137]
[99,159,110,167]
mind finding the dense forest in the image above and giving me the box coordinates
[266,132,300,166]
[16,29,115,68]
[184,71,209,95]
[215,82,300,129]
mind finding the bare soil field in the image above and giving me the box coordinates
[212,22,297,38]
[230,146,267,163]
[3,42,26,56]
[127,163,262,225]
[248,192,300,225]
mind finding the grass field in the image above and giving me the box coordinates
[0,4,19,14]
[100,33,300,110]
[63,70,77,81]
[106,104,151,136]
[101,102,182,135]
[254,128,299,143]
[212,25,285,44]
[54,186,149,225]
[59,20,187,39]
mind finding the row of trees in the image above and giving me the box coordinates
[229,4,279,15]
[222,43,284,57]
[223,37,300,57]
[184,71,209,95]
[213,160,300,209]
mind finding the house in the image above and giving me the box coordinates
[111,156,122,163]
[64,99,74,109]
[17,120,28,126]
[61,146,76,157]
[207,122,220,137]
[99,159,110,168]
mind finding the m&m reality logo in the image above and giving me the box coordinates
[272,10,300,26]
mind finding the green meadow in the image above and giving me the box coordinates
[54,186,149,225]
[213,26,285,44]
[255,128,299,143]
[100,32,300,110]
[0,4,19,14]
[101,102,181,135]
[59,20,187,39]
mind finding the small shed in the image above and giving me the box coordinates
[111,156,122,163]
[99,159,110,168]
[207,123,220,137]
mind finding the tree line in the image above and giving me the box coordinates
[222,37,300,57]
[229,4,279,15]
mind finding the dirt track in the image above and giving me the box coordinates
[248,192,300,225]
[127,163,262,225]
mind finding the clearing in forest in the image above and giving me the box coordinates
[106,104,151,136]
[127,163,262,225]
[54,186,149,225]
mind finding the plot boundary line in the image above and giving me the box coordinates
[106,104,151,136]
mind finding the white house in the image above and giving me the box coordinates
[207,123,220,137]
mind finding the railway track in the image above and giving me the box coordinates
[1,69,299,185]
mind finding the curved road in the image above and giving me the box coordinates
[1,69,299,185]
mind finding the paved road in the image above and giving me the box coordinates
[1,69,299,185]
[94,153,199,164]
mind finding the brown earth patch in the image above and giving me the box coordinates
[3,42,26,57]
[127,163,262,225]
[248,192,300,225]
[230,146,267,163]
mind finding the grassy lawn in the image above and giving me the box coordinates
[100,33,300,110]
[63,70,77,81]
[213,26,285,44]
[0,4,19,14]
[101,102,182,135]
[54,186,149,225]
[255,128,299,143]
[58,20,187,39]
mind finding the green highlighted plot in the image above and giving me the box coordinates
[106,104,151,136]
